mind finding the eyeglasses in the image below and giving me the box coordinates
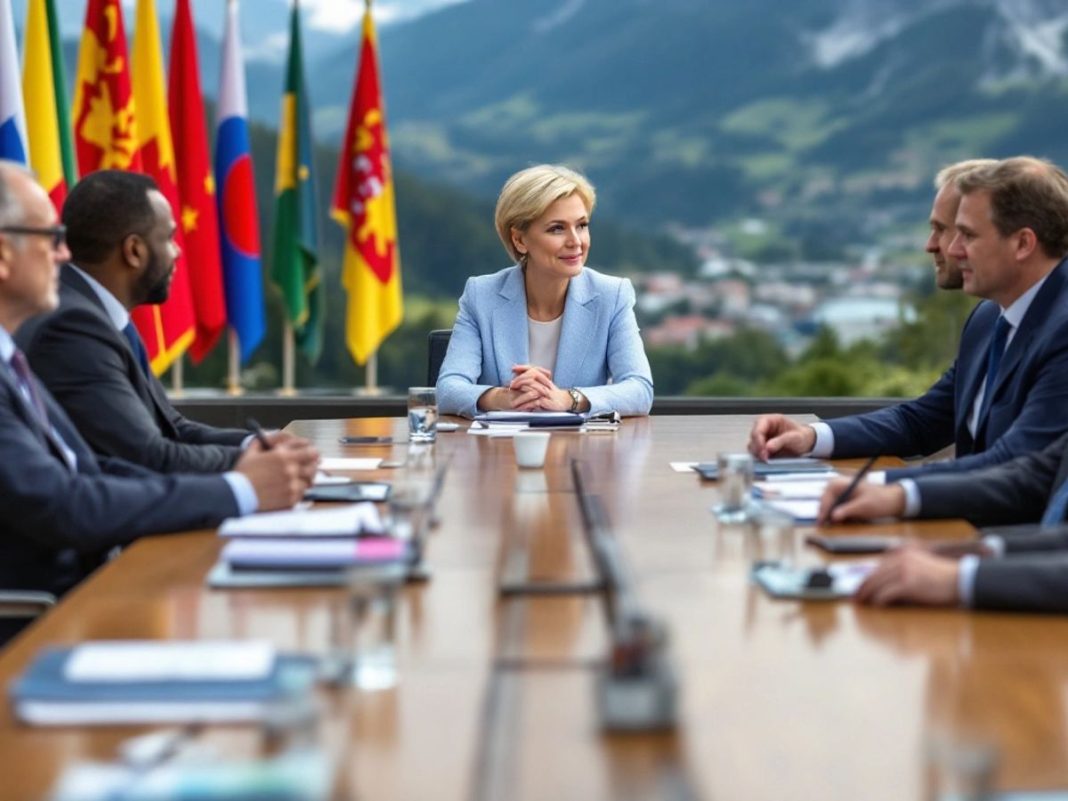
[0,224,67,250]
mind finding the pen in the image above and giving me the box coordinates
[822,454,879,524]
[246,417,272,451]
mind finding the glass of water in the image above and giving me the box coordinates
[713,452,755,524]
[407,386,438,443]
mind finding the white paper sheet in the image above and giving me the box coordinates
[218,502,385,538]
[65,641,275,683]
[319,457,383,471]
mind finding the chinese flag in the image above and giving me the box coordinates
[72,0,141,174]
[129,0,195,373]
[169,0,226,362]
[331,2,402,366]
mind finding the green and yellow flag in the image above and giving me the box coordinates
[22,0,76,210]
[272,0,321,362]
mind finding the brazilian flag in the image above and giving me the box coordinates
[272,0,322,362]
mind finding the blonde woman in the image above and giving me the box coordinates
[436,165,653,417]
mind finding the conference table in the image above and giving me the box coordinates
[1,415,1066,800]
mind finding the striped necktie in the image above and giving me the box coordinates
[9,349,49,426]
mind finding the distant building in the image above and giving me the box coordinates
[812,296,915,346]
[644,316,735,350]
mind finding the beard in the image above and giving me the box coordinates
[138,251,173,305]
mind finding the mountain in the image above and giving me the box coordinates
[294,0,1068,234]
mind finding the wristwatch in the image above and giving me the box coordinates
[567,388,582,413]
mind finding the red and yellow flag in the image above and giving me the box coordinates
[22,0,76,211]
[72,0,140,174]
[129,0,195,374]
[168,0,226,362]
[331,2,402,366]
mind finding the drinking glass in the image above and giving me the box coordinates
[407,386,438,443]
[745,507,796,566]
[923,731,998,801]
[713,452,754,524]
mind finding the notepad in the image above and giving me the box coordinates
[10,642,317,725]
[218,502,385,538]
[65,641,274,683]
[761,499,821,523]
[753,480,831,500]
[221,537,410,571]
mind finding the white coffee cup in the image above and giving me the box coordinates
[513,431,550,468]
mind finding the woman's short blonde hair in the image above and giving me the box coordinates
[494,164,596,262]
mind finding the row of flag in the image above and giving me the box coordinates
[0,0,403,377]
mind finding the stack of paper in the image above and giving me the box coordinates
[218,503,386,538]
[211,504,409,588]
[9,641,317,725]
[470,411,587,437]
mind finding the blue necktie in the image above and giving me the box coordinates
[1041,480,1068,527]
[978,315,1011,424]
[122,323,151,375]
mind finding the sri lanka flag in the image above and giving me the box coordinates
[215,0,265,363]
[0,0,27,163]
[332,0,404,366]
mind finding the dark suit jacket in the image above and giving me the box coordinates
[17,265,247,473]
[0,354,238,596]
[915,429,1068,529]
[970,528,1068,613]
[827,259,1068,480]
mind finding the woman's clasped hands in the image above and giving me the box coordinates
[506,364,571,411]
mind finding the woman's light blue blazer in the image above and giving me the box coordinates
[436,265,654,418]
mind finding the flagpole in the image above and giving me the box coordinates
[366,352,377,391]
[171,355,184,396]
[227,329,243,395]
[281,320,296,396]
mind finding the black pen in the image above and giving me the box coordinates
[823,454,879,524]
[246,417,272,451]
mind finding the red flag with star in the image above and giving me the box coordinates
[168,0,226,361]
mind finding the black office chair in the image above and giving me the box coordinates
[427,329,452,385]
[0,591,56,647]
[0,590,55,619]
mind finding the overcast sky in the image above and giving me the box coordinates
[14,0,469,39]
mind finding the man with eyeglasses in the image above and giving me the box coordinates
[16,170,301,473]
[0,161,318,613]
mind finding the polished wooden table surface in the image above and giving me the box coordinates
[1,415,1066,800]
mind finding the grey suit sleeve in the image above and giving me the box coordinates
[0,399,238,555]
[914,433,1067,527]
[27,310,242,473]
[973,556,1068,613]
[579,278,653,416]
[172,413,248,448]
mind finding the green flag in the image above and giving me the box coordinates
[272,0,322,361]
[45,0,76,189]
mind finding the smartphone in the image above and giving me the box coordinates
[805,534,903,554]
[338,436,394,445]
